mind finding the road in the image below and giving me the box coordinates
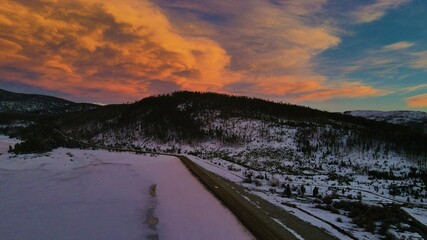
[54,129,340,240]
[179,156,339,240]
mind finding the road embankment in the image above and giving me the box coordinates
[179,156,339,240]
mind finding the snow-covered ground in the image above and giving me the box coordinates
[346,110,427,127]
[0,142,253,240]
[67,113,427,239]
[402,207,427,226]
[185,154,427,240]
[4,116,427,240]
[0,135,20,153]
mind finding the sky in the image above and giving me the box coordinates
[0,0,426,112]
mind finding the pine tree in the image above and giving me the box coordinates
[300,185,306,196]
[313,186,319,197]
[285,184,291,197]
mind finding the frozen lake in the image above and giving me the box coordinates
[0,144,253,240]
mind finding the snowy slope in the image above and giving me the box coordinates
[345,110,427,130]
[185,153,427,240]
[0,145,253,240]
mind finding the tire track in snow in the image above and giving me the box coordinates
[145,184,159,240]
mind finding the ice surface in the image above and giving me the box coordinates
[0,147,253,240]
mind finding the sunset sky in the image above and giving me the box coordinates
[1,0,427,111]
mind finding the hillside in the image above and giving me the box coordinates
[53,92,426,162]
[345,110,427,133]
[0,88,97,114]
[6,90,426,163]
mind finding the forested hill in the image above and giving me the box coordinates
[39,91,425,165]
[4,91,426,171]
[0,88,97,114]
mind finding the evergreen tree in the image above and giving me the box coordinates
[285,184,292,197]
[300,185,306,196]
[313,186,319,197]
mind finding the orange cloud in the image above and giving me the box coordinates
[0,0,239,102]
[294,82,387,101]
[406,94,427,108]
[246,78,385,102]
[0,0,385,103]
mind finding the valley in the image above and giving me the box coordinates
[1,89,427,239]
[2,1,427,239]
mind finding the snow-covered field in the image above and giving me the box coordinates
[0,138,253,240]
[87,114,427,239]
[346,110,427,125]
[3,120,427,240]
[185,154,427,240]
[0,135,20,153]
[403,207,427,226]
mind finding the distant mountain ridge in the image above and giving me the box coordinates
[345,110,427,133]
[0,88,97,114]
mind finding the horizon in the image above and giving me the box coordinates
[3,87,427,114]
[1,0,427,112]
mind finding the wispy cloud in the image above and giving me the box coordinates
[410,51,427,70]
[383,41,414,51]
[403,84,427,93]
[155,0,383,101]
[291,81,389,101]
[323,40,420,80]
[351,0,411,23]
[406,93,427,107]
